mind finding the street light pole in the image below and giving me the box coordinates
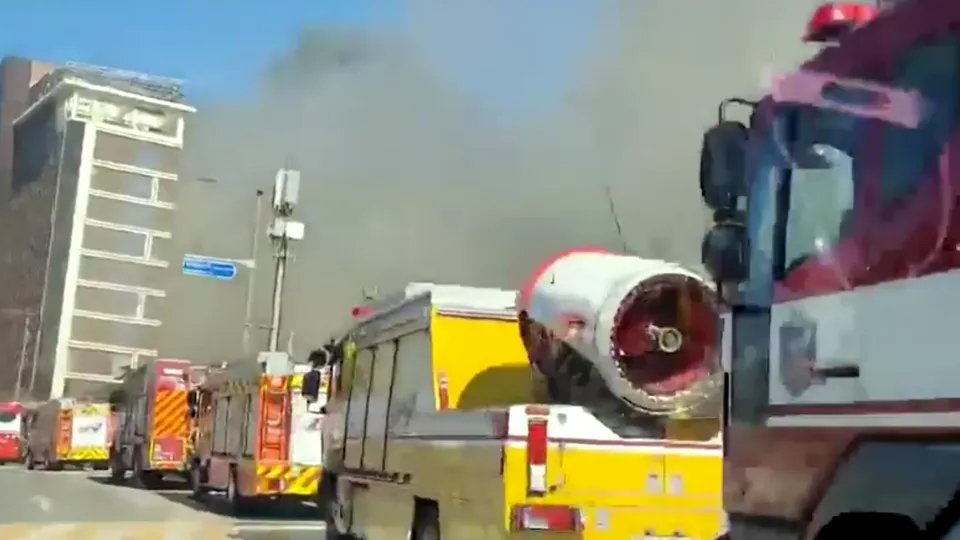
[242,189,264,354]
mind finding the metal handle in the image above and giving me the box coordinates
[814,364,860,379]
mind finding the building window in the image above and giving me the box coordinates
[12,101,58,193]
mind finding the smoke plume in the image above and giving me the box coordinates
[177,0,822,357]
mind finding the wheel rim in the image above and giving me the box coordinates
[421,521,439,540]
[331,498,348,532]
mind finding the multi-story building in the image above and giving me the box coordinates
[0,60,194,400]
[0,58,52,184]
[0,57,53,401]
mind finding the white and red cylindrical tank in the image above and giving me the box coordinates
[517,248,722,418]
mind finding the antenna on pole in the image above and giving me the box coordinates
[604,184,633,254]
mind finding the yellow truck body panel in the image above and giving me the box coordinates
[328,283,724,539]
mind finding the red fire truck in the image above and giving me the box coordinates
[0,401,25,464]
[698,1,960,539]
[109,358,194,488]
[189,358,323,515]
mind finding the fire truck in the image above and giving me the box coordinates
[188,355,324,515]
[25,399,112,470]
[109,358,194,487]
[0,401,25,464]
[308,276,723,540]
[186,365,216,461]
[698,1,960,539]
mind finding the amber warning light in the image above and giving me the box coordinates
[803,3,878,43]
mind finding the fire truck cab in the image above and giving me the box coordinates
[699,1,960,539]
[189,355,324,515]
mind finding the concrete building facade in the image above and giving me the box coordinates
[0,57,55,401]
[0,60,194,400]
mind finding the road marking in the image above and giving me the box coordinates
[27,470,90,475]
[0,522,234,539]
[234,522,328,531]
[29,496,51,512]
[4,523,75,540]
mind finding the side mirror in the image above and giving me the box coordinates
[108,388,127,412]
[701,222,749,283]
[699,121,748,211]
[307,347,329,368]
[187,391,201,418]
[302,370,322,401]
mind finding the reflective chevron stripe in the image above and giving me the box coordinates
[0,521,234,539]
[63,447,109,461]
[254,464,322,495]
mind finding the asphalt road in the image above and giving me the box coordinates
[0,465,326,539]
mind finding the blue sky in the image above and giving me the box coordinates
[1,0,598,113]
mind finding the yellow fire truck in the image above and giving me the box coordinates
[25,399,113,471]
[308,274,724,540]
[188,355,324,515]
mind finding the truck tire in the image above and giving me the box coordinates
[132,452,160,490]
[108,450,125,483]
[227,469,254,516]
[189,461,208,499]
[324,478,358,540]
[109,462,125,483]
[412,502,440,540]
[109,468,124,483]
[325,522,357,540]
[46,452,63,471]
[815,512,919,540]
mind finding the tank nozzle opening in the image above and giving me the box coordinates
[611,274,718,397]
[647,324,684,354]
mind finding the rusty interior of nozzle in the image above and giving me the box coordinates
[611,276,718,395]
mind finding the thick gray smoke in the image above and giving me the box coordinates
[175,0,823,359]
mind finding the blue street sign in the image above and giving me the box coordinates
[182,256,238,281]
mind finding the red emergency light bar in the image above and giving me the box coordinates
[0,401,23,414]
[803,3,878,43]
[351,306,373,319]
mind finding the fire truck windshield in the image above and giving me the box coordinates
[742,32,960,306]
[742,104,859,306]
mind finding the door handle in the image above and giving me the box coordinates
[814,364,860,379]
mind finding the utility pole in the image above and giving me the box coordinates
[268,236,288,352]
[266,168,304,352]
[242,189,265,354]
[13,313,31,401]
